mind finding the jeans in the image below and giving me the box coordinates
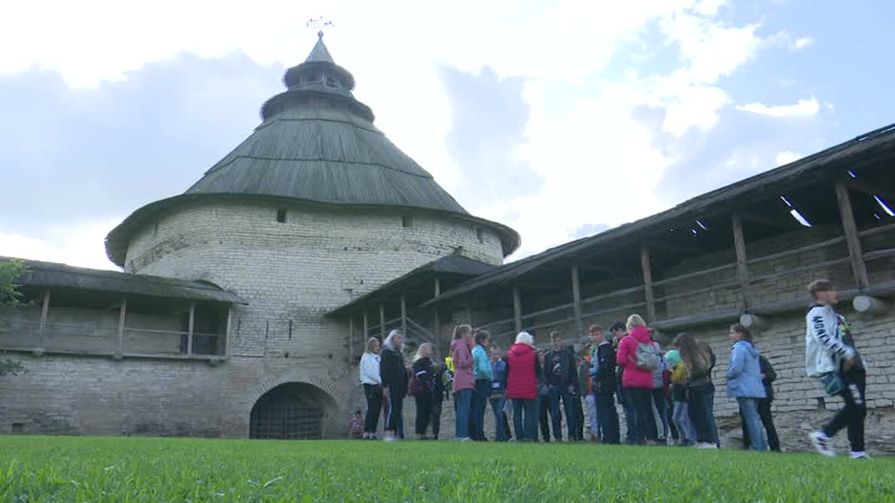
[689,383,718,445]
[741,399,780,451]
[595,392,620,444]
[472,380,491,440]
[617,388,638,444]
[490,396,509,441]
[672,401,697,444]
[625,387,657,443]
[548,385,577,440]
[454,389,473,439]
[362,383,382,434]
[513,399,538,441]
[538,395,551,441]
[651,388,669,440]
[823,369,866,452]
[737,397,767,451]
[585,394,599,437]
[573,394,585,440]
[414,392,432,436]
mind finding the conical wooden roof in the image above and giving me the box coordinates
[105,35,519,265]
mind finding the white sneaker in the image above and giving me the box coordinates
[695,442,718,449]
[850,451,871,460]
[383,435,398,442]
[809,431,835,457]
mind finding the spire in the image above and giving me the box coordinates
[305,31,335,64]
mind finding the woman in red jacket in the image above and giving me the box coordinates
[506,331,542,441]
[616,314,660,444]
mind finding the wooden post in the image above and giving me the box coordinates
[835,182,870,290]
[379,303,386,338]
[187,302,195,357]
[224,306,233,356]
[732,214,750,310]
[640,245,656,323]
[434,276,441,298]
[513,286,522,334]
[363,308,369,340]
[466,300,474,327]
[432,277,441,356]
[38,289,50,349]
[116,298,127,357]
[400,294,407,337]
[349,314,355,358]
[571,265,584,337]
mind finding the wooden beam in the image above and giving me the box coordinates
[738,210,793,229]
[732,214,750,310]
[400,294,407,337]
[433,306,441,356]
[38,289,50,349]
[363,308,369,340]
[187,302,195,357]
[116,298,127,357]
[843,178,895,202]
[640,245,656,323]
[224,306,233,356]
[434,276,441,298]
[513,286,522,334]
[466,300,474,326]
[348,314,355,358]
[646,239,703,255]
[571,265,584,337]
[379,303,386,338]
[835,182,870,290]
[853,295,889,314]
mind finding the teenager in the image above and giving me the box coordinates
[489,345,509,441]
[471,330,493,441]
[590,324,620,443]
[537,350,551,442]
[359,337,382,440]
[666,349,697,446]
[411,343,436,440]
[544,331,578,441]
[451,324,475,441]
[805,279,869,459]
[676,333,718,449]
[726,324,768,451]
[380,330,407,442]
[506,331,541,441]
[578,344,598,441]
[742,353,780,452]
[609,321,637,444]
[616,314,660,444]
[431,363,446,440]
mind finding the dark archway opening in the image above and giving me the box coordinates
[249,382,335,440]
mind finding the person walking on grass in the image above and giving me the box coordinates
[506,331,541,441]
[359,337,382,440]
[489,345,509,441]
[805,279,869,459]
[544,331,578,441]
[451,324,475,441]
[726,324,768,451]
[471,330,493,441]
[380,330,407,442]
[411,343,436,440]
[616,314,660,444]
[676,333,719,449]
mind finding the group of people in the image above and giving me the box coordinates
[356,279,869,458]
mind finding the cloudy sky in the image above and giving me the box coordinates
[1,0,893,270]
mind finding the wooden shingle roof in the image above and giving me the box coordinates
[105,35,519,265]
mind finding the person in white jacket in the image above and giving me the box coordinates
[360,337,383,439]
[804,279,868,459]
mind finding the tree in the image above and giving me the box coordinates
[0,259,27,376]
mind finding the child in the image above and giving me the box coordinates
[349,409,364,439]
[666,350,696,446]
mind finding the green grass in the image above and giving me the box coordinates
[0,437,893,502]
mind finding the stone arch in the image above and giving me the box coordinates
[242,371,344,439]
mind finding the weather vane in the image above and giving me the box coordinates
[306,16,334,38]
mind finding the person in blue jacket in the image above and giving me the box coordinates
[726,323,768,451]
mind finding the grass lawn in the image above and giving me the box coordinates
[1,436,893,502]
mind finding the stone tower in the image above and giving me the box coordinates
[102,34,519,437]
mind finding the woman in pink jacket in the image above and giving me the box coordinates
[451,324,475,441]
[616,314,660,444]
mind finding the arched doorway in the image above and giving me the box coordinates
[249,382,335,439]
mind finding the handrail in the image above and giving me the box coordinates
[653,280,740,303]
[652,262,736,287]
[579,285,645,306]
[581,301,646,320]
[748,257,851,285]
[521,302,573,321]
[857,221,895,238]
[746,236,845,267]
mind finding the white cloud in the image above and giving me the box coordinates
[0,219,121,270]
[0,0,777,264]
[736,97,820,118]
[775,151,801,166]
[792,36,815,50]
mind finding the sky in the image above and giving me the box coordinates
[1,0,894,270]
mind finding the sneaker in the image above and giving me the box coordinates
[850,451,871,460]
[695,442,718,449]
[809,431,835,457]
[383,435,398,442]
[457,437,473,442]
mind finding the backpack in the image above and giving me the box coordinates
[634,341,661,370]
[409,373,422,396]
